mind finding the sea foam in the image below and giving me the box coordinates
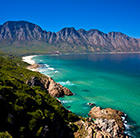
[61,100,73,104]
[44,64,50,67]
[58,80,75,86]
[48,67,55,70]
[37,62,59,77]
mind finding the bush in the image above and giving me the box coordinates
[0,55,79,138]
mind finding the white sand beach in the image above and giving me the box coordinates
[22,55,37,65]
[22,55,39,71]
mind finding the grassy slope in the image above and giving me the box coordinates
[0,55,79,138]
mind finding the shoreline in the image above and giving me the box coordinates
[22,54,131,137]
[22,55,37,65]
[21,51,140,58]
[22,55,40,71]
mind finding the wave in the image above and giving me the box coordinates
[38,68,48,72]
[54,71,59,73]
[58,80,75,86]
[61,100,73,104]
[121,114,133,137]
[122,115,129,129]
[48,67,55,71]
[23,55,59,77]
[37,63,59,77]
[44,64,50,67]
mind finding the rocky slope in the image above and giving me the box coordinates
[88,106,128,137]
[26,76,73,97]
[0,21,140,54]
[74,118,128,138]
[0,55,79,138]
[89,106,124,129]
[74,106,128,138]
[25,63,73,97]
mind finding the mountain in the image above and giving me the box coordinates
[0,21,140,54]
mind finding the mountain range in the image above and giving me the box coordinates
[0,21,140,55]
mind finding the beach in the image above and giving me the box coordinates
[22,55,40,71]
[22,55,37,65]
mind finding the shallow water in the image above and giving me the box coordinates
[33,54,140,137]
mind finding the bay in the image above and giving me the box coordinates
[33,53,140,137]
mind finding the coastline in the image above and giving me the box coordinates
[22,55,74,98]
[21,51,140,58]
[22,55,40,71]
[22,54,130,137]
[22,55,37,65]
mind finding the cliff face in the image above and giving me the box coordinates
[0,21,140,53]
[26,76,73,97]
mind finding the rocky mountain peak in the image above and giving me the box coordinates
[77,29,87,34]
[57,27,79,36]
[87,29,105,36]
[0,21,44,41]
[56,27,81,43]
[0,20,140,53]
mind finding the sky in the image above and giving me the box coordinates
[0,0,140,38]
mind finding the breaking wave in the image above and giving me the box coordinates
[58,80,75,86]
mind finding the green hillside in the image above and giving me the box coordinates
[0,55,79,138]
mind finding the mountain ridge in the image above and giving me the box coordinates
[0,20,140,54]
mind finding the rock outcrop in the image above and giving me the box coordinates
[46,77,73,97]
[74,117,128,138]
[88,106,124,130]
[0,21,140,53]
[27,64,40,71]
[94,118,125,138]
[26,76,73,97]
[87,106,128,138]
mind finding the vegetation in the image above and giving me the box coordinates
[0,55,79,138]
[0,41,91,56]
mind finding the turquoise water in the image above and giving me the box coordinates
[33,54,140,137]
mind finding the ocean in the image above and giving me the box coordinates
[32,53,140,137]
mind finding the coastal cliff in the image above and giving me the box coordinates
[23,56,73,98]
[0,55,129,137]
[26,76,73,97]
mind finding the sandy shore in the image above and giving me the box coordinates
[22,55,37,65]
[22,55,40,71]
